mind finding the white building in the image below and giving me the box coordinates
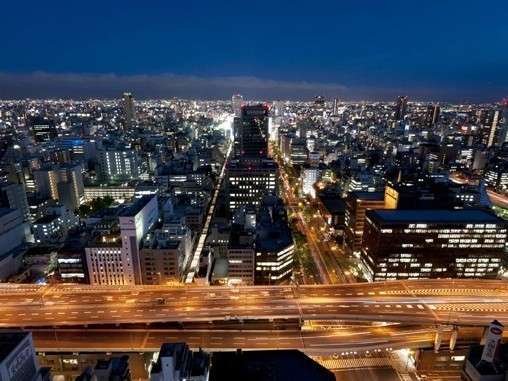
[301,166,322,198]
[32,204,79,244]
[118,195,159,284]
[86,195,159,285]
[97,148,139,182]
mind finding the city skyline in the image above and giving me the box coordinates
[2,1,508,379]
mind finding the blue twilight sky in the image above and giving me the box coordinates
[1,0,507,101]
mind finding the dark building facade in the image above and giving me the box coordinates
[233,104,269,159]
[361,209,507,281]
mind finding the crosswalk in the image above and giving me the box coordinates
[317,356,392,370]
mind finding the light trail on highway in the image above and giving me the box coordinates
[3,280,508,328]
[30,325,483,354]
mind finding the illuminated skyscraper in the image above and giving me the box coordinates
[233,104,269,159]
[231,94,243,118]
[228,104,277,213]
[394,96,408,121]
[123,92,135,129]
[487,110,501,148]
[425,104,440,127]
[497,99,508,145]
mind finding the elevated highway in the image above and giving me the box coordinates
[1,280,508,328]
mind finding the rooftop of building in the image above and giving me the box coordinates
[118,195,155,217]
[228,159,278,170]
[142,235,181,250]
[349,191,385,201]
[151,343,210,377]
[0,331,30,363]
[89,233,121,247]
[319,195,346,214]
[34,214,60,224]
[209,349,335,381]
[94,355,130,376]
[367,209,503,224]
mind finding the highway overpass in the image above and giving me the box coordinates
[1,279,508,328]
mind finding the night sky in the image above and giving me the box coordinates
[1,0,507,101]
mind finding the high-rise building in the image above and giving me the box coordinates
[361,209,507,281]
[425,104,440,127]
[231,94,243,118]
[233,104,269,159]
[290,138,308,166]
[486,110,501,148]
[226,159,277,213]
[97,147,139,182]
[227,223,255,285]
[394,96,409,121]
[228,103,277,213]
[344,192,387,256]
[33,164,84,209]
[498,99,508,145]
[254,196,294,284]
[123,92,135,129]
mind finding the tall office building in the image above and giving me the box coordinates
[425,104,440,127]
[394,96,409,121]
[228,104,277,213]
[344,192,387,256]
[123,92,135,129]
[33,164,84,209]
[97,147,139,182]
[231,94,243,117]
[498,98,508,145]
[361,209,507,281]
[486,110,501,148]
[233,104,269,159]
[255,196,294,284]
[226,160,277,213]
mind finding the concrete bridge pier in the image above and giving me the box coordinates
[434,325,443,353]
[449,326,458,352]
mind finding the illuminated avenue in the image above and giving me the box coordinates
[31,326,468,354]
[3,280,508,328]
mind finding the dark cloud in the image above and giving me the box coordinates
[0,72,348,100]
[0,72,504,102]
